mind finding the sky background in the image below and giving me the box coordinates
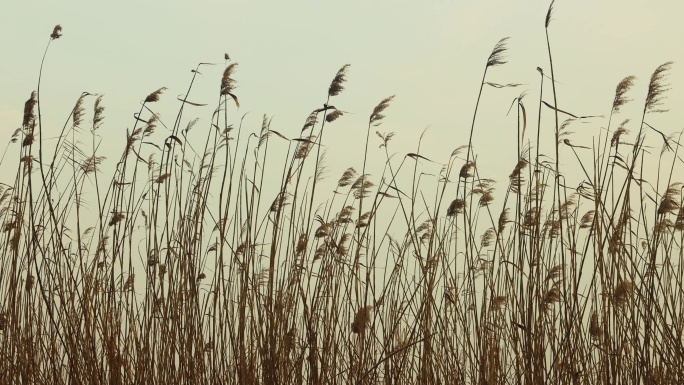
[1,0,683,197]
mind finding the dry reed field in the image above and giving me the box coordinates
[2,2,684,384]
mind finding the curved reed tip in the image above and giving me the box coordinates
[370,95,395,126]
[328,64,350,97]
[459,161,475,179]
[486,37,510,68]
[50,24,63,39]
[646,61,674,114]
[612,75,636,114]
[610,119,630,147]
[446,199,465,217]
[93,95,105,129]
[301,110,319,132]
[145,87,167,103]
[22,91,37,129]
[541,286,562,311]
[325,109,343,123]
[545,0,555,28]
[72,94,87,127]
[337,167,357,187]
[658,183,682,215]
[220,63,239,95]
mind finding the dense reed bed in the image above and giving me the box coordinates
[1,4,683,384]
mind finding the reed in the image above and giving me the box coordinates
[1,4,683,383]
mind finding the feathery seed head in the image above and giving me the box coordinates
[22,91,37,129]
[377,131,396,148]
[611,119,630,147]
[612,75,636,113]
[486,37,510,68]
[25,275,34,291]
[315,223,330,238]
[294,135,316,159]
[326,109,344,123]
[354,181,375,199]
[481,228,496,247]
[81,155,106,175]
[491,296,507,311]
[658,183,682,215]
[613,280,635,308]
[144,114,159,137]
[145,87,167,103]
[72,94,87,127]
[22,133,34,147]
[50,25,63,39]
[646,61,673,114]
[351,306,372,334]
[545,1,555,28]
[446,199,465,216]
[478,190,495,207]
[545,264,565,283]
[541,285,562,311]
[338,167,357,187]
[109,212,125,226]
[93,95,105,129]
[328,64,350,97]
[370,95,395,126]
[221,63,239,95]
[522,207,540,228]
[589,311,601,339]
[580,210,595,229]
[498,208,510,233]
[459,161,475,179]
[351,174,371,190]
[302,110,319,132]
[509,159,528,193]
[122,274,135,291]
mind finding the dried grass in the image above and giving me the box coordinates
[2,11,683,385]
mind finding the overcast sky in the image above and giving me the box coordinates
[1,0,683,191]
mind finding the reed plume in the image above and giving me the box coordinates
[645,61,673,113]
[545,0,555,28]
[220,63,239,95]
[370,95,395,126]
[145,87,167,103]
[486,37,510,67]
[612,75,636,113]
[328,64,350,97]
[50,24,62,39]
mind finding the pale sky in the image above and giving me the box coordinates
[1,0,683,193]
